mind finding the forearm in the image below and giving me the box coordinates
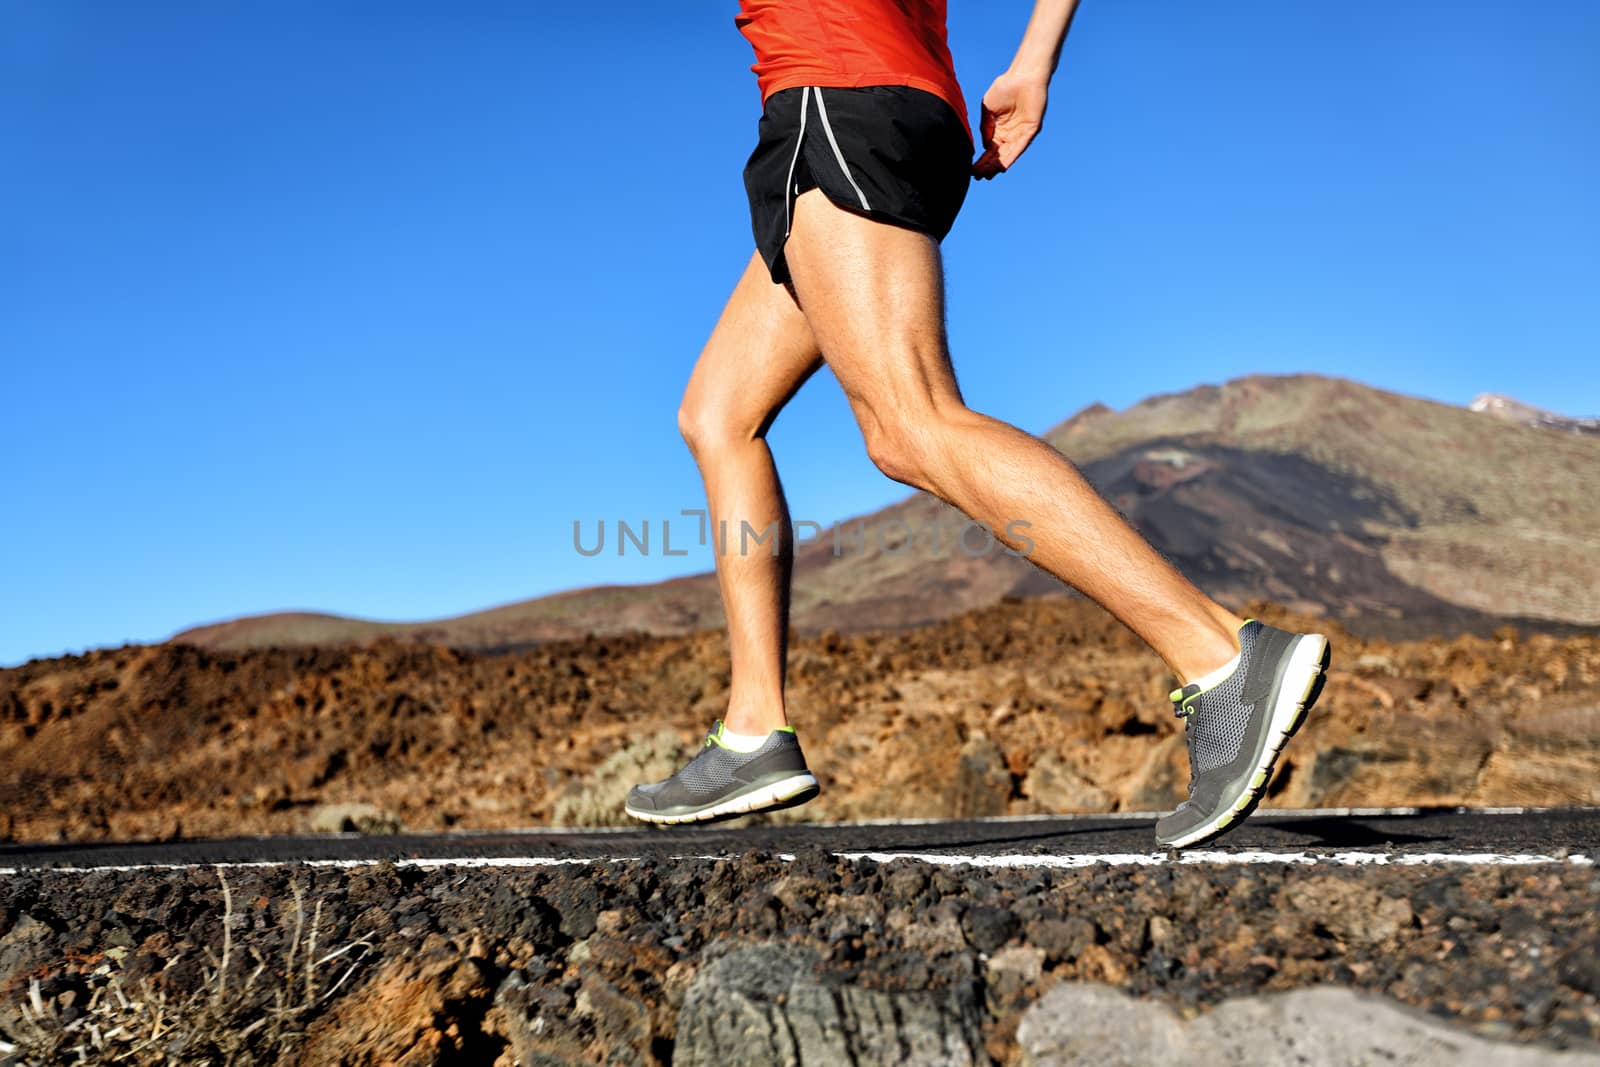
[1007,0,1080,80]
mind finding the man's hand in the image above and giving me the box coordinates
[975,0,1078,179]
[972,71,1049,180]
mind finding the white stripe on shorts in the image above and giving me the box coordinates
[812,88,873,212]
[783,87,811,237]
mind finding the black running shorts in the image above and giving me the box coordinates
[743,84,973,285]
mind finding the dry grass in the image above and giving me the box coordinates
[2,871,370,1066]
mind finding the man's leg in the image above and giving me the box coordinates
[782,190,1241,683]
[678,252,823,734]
[624,252,824,824]
[783,188,1332,849]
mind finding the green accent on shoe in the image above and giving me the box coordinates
[709,720,737,751]
[1168,680,1208,716]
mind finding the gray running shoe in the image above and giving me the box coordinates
[625,721,820,824]
[1155,620,1331,849]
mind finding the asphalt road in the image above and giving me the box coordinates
[2,808,1595,871]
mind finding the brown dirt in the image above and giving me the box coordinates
[2,598,1597,844]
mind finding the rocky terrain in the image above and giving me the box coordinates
[5,567,1600,1064]
[173,374,1600,652]
[3,597,1598,845]
[2,853,1598,1064]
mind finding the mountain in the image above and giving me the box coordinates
[173,374,1600,652]
[1469,393,1600,437]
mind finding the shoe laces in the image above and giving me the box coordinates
[1171,689,1200,797]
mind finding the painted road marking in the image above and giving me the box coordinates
[832,850,1596,869]
[1,850,1591,876]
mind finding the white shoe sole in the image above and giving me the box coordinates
[1162,633,1330,850]
[625,772,820,825]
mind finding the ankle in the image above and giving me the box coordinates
[722,708,788,737]
[1171,613,1246,685]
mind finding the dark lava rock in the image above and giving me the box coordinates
[3,858,1598,1062]
[1557,937,1600,997]
[884,864,930,903]
[963,905,1020,954]
[674,941,985,1066]
[539,879,600,941]
[1026,917,1096,963]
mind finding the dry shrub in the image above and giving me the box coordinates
[2,871,370,1066]
[550,729,687,827]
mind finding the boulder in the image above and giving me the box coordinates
[674,942,984,1067]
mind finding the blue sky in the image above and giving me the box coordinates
[3,1,1597,666]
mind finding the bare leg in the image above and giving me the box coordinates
[783,191,1242,682]
[679,253,824,733]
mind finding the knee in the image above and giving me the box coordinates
[676,398,708,455]
[861,417,937,488]
[676,399,718,459]
[859,397,979,488]
[678,391,755,459]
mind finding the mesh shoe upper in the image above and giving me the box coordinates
[1180,626,1259,784]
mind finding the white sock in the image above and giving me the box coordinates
[717,725,773,753]
[1188,651,1241,693]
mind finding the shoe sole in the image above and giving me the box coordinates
[624,772,820,825]
[1160,634,1332,850]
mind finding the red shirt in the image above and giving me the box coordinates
[735,0,971,144]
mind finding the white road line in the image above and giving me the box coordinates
[834,851,1596,869]
[0,857,597,875]
[0,850,1590,876]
